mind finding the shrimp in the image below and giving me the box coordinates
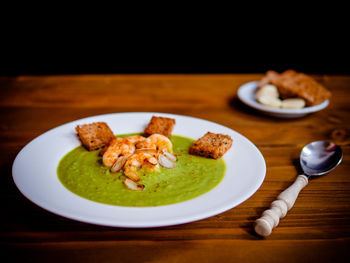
[102,135,147,167]
[123,152,159,181]
[102,134,175,186]
[102,138,136,167]
[124,135,146,144]
[135,134,176,169]
[147,134,172,153]
[135,138,156,150]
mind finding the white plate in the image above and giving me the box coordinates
[238,81,329,118]
[12,112,266,228]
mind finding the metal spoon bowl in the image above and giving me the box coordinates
[255,141,342,237]
[300,141,343,177]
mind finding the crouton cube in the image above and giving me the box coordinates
[144,116,175,138]
[189,132,233,159]
[75,122,115,151]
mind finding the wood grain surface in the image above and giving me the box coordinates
[1,74,349,262]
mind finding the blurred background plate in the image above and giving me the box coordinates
[237,81,329,118]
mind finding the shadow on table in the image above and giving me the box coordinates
[228,96,257,115]
[239,157,305,239]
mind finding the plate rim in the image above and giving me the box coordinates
[12,112,266,228]
[237,81,329,116]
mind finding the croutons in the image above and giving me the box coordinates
[258,70,331,106]
[75,122,115,151]
[144,116,175,138]
[189,132,233,159]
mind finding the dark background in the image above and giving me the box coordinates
[2,50,348,75]
[1,27,349,75]
[2,4,349,76]
[2,46,348,75]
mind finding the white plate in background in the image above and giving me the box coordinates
[238,81,329,118]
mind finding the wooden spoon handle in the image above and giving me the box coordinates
[254,175,308,237]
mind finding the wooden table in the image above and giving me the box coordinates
[1,74,349,262]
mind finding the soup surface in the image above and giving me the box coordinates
[57,134,225,207]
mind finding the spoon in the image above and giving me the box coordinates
[254,141,342,237]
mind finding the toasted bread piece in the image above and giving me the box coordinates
[258,70,280,89]
[76,122,115,151]
[144,116,175,138]
[258,70,331,106]
[189,132,233,159]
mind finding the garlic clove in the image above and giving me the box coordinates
[162,151,177,162]
[158,154,176,169]
[256,84,279,99]
[145,156,158,166]
[281,98,306,109]
[257,96,282,108]
[123,178,144,191]
[110,155,129,173]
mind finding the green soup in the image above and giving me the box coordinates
[57,135,225,207]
